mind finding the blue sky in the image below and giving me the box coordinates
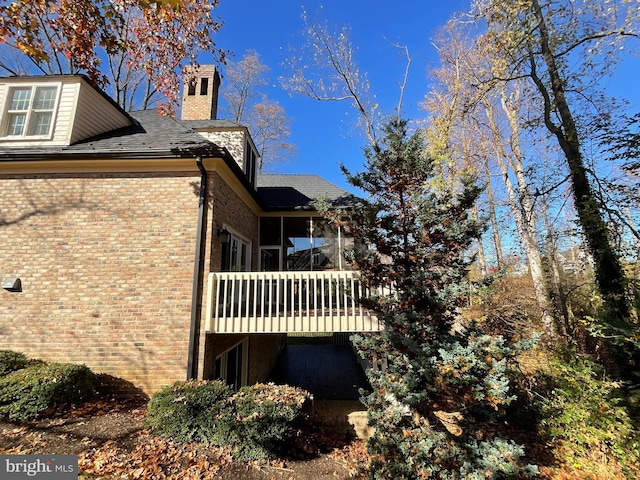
[209,1,469,191]
[208,1,639,194]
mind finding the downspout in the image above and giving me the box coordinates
[187,156,208,380]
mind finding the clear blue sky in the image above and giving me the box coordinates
[208,1,468,191]
[208,1,639,193]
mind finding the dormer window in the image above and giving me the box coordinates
[245,139,257,186]
[3,85,59,138]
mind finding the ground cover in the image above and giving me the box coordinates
[0,393,367,480]
[0,391,635,479]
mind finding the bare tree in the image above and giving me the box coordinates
[251,100,296,173]
[282,10,381,149]
[222,50,270,123]
[426,22,559,337]
[220,51,294,171]
[472,0,640,327]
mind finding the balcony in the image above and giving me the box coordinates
[205,270,385,334]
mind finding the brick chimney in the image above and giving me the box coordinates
[181,65,221,121]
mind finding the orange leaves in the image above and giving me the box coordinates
[79,432,232,479]
[0,0,224,111]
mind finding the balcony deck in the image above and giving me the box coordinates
[205,270,385,334]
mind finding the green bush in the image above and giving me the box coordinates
[146,381,310,461]
[0,350,30,376]
[230,383,310,460]
[534,352,640,474]
[145,380,235,445]
[0,362,95,421]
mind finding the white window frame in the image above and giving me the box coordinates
[214,338,249,390]
[1,83,60,140]
[222,228,252,272]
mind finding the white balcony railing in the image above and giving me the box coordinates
[205,270,385,334]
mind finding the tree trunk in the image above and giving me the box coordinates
[485,95,557,338]
[473,205,487,278]
[482,155,503,269]
[529,0,629,323]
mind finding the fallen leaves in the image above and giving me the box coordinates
[329,439,368,479]
[79,432,233,479]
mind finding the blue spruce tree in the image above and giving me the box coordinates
[328,118,537,479]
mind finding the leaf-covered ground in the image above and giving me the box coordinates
[0,394,632,479]
[0,395,368,479]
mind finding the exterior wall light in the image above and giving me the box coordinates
[217,227,231,243]
[2,277,22,292]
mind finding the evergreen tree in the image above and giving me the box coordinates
[329,118,537,479]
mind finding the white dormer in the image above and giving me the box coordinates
[0,75,133,147]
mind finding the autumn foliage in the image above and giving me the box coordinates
[0,0,225,113]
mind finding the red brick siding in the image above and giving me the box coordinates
[0,173,203,393]
[198,172,276,384]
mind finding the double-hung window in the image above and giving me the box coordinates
[3,85,58,138]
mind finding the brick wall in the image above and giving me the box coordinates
[181,65,220,121]
[198,171,285,386]
[0,173,204,394]
[210,171,259,269]
[0,167,284,394]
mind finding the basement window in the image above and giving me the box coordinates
[214,338,248,390]
[2,85,59,138]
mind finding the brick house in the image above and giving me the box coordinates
[0,68,381,394]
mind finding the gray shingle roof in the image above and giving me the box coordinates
[256,174,357,211]
[74,110,227,156]
[0,110,228,160]
[181,119,244,129]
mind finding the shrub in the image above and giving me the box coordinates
[534,352,640,475]
[0,350,30,376]
[0,362,95,421]
[145,380,234,445]
[359,327,539,480]
[146,381,310,461]
[229,383,310,460]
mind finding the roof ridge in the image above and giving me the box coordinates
[258,173,320,177]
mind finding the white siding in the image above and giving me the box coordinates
[51,81,77,145]
[70,80,132,144]
[0,76,132,147]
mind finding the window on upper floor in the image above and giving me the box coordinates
[245,139,257,185]
[2,85,59,138]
